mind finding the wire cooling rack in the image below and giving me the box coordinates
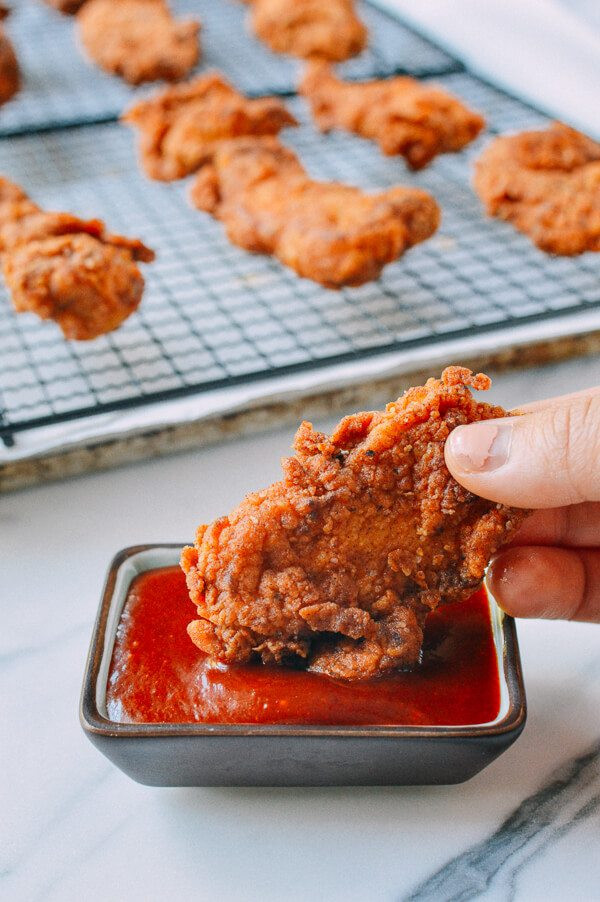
[1,74,599,448]
[0,0,456,136]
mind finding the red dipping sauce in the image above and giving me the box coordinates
[106,566,501,726]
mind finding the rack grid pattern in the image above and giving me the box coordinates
[1,77,598,447]
[0,0,457,136]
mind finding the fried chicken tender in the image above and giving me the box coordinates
[181,367,527,681]
[0,178,154,340]
[123,72,297,181]
[77,0,200,86]
[301,63,485,170]
[189,136,439,287]
[250,0,367,62]
[0,4,19,105]
[474,123,600,255]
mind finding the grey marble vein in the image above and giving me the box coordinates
[401,741,600,902]
[506,790,600,902]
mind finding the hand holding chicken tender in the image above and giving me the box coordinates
[77,0,200,85]
[0,178,154,340]
[301,63,485,170]
[124,73,297,181]
[189,136,439,287]
[181,367,528,680]
[474,123,600,255]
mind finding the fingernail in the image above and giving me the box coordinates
[447,420,512,473]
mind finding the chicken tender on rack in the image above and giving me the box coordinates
[0,178,154,340]
[474,122,600,255]
[181,367,528,681]
[0,3,19,105]
[77,0,200,85]
[249,0,367,62]
[189,136,439,287]
[301,64,485,170]
[123,72,297,181]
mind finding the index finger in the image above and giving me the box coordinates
[512,385,600,415]
[508,502,600,548]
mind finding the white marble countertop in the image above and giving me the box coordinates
[2,356,599,902]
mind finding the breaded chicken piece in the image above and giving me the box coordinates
[0,178,154,340]
[250,0,367,62]
[189,136,439,287]
[44,0,88,13]
[181,367,527,681]
[474,123,600,255]
[123,72,297,181]
[301,63,485,170]
[77,0,200,85]
[0,4,19,105]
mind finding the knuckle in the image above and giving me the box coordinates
[576,394,600,444]
[549,394,600,502]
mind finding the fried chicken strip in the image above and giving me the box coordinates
[189,136,439,287]
[0,3,19,105]
[249,0,367,62]
[181,367,528,681]
[77,0,200,85]
[301,63,485,170]
[0,178,154,340]
[474,122,600,255]
[123,72,297,181]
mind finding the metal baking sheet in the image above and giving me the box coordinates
[0,0,457,136]
[1,76,598,448]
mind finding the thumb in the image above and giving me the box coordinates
[444,391,600,508]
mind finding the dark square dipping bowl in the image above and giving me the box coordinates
[80,544,526,787]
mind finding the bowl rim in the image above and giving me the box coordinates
[80,544,527,740]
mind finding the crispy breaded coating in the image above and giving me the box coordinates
[0,178,154,340]
[474,123,600,255]
[301,63,485,170]
[189,136,439,287]
[250,0,367,62]
[123,72,297,181]
[181,367,527,680]
[0,4,19,105]
[44,0,87,13]
[77,0,200,85]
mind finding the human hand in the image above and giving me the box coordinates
[444,386,600,623]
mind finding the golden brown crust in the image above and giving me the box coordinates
[0,177,155,340]
[181,366,528,681]
[301,63,485,169]
[123,72,297,181]
[77,0,200,85]
[5,235,147,340]
[189,136,439,287]
[474,122,600,255]
[250,0,367,62]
